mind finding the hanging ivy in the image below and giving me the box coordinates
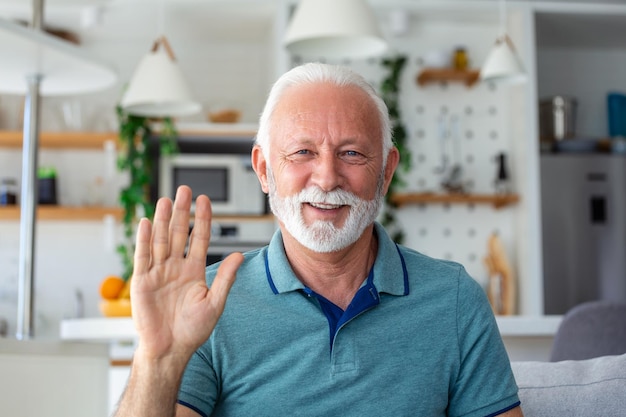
[380,55,411,243]
[115,105,178,280]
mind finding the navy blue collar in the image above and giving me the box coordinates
[264,222,409,297]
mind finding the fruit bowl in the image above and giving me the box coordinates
[99,298,132,317]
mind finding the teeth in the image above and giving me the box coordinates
[310,202,341,210]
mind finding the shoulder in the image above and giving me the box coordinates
[397,244,482,294]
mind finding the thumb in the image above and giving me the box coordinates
[208,252,244,310]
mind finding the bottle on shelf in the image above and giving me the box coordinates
[38,166,58,205]
[453,46,469,70]
[0,177,18,205]
[494,152,511,195]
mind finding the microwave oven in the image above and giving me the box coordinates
[159,154,266,215]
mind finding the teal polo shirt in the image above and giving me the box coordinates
[178,222,520,416]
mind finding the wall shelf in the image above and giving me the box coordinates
[0,206,123,221]
[416,68,481,87]
[389,192,520,209]
[0,125,260,149]
[0,131,118,149]
[0,205,275,222]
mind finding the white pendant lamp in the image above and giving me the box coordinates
[120,36,200,117]
[480,0,526,84]
[480,34,526,84]
[284,0,387,59]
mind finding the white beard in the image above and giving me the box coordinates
[267,168,384,253]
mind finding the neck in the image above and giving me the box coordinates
[282,225,378,310]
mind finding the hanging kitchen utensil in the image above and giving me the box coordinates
[441,114,465,193]
[434,113,449,175]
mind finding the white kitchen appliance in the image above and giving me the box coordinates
[541,154,626,314]
[159,153,266,216]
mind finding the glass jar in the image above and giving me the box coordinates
[453,46,469,70]
[0,177,18,205]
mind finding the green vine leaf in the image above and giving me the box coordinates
[115,105,179,280]
[380,54,411,244]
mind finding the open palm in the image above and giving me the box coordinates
[130,186,242,362]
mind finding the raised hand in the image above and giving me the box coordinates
[130,185,243,363]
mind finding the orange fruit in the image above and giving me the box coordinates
[118,278,132,299]
[99,275,126,300]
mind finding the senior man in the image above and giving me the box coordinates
[114,63,523,417]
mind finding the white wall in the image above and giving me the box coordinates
[0,220,123,339]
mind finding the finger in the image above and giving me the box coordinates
[187,194,212,265]
[133,217,153,276]
[169,185,193,258]
[151,196,173,265]
[208,252,243,311]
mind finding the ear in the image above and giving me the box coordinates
[382,147,400,195]
[251,145,270,194]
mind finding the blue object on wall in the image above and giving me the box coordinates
[607,92,626,137]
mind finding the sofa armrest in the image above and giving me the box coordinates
[511,354,626,417]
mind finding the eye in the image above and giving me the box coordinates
[285,149,314,162]
[342,150,365,159]
[340,149,368,164]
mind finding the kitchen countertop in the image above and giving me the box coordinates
[60,315,563,342]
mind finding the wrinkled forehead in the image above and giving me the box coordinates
[269,82,382,139]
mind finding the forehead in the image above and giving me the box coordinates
[270,82,381,138]
[278,81,374,113]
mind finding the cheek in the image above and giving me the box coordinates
[353,166,383,198]
[272,163,309,195]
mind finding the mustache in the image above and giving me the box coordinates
[296,186,363,206]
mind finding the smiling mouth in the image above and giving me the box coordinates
[308,202,344,210]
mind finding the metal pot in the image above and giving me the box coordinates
[539,96,577,141]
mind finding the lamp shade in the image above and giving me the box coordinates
[284,0,387,59]
[120,36,200,117]
[0,18,116,95]
[480,34,527,84]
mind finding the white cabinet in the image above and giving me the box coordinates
[0,339,109,417]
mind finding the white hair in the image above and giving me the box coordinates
[255,62,393,165]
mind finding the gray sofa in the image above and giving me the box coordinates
[511,353,626,416]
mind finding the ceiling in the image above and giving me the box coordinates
[0,0,276,42]
[536,11,626,49]
[5,0,626,48]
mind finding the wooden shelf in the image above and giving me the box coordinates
[0,131,118,149]
[416,68,480,87]
[389,192,520,209]
[212,214,275,222]
[174,122,258,138]
[0,206,274,222]
[0,206,123,221]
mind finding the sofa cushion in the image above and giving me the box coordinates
[511,354,626,417]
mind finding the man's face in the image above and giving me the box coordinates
[253,82,398,252]
[266,166,385,253]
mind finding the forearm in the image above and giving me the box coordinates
[113,347,191,417]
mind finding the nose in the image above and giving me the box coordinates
[311,153,342,192]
